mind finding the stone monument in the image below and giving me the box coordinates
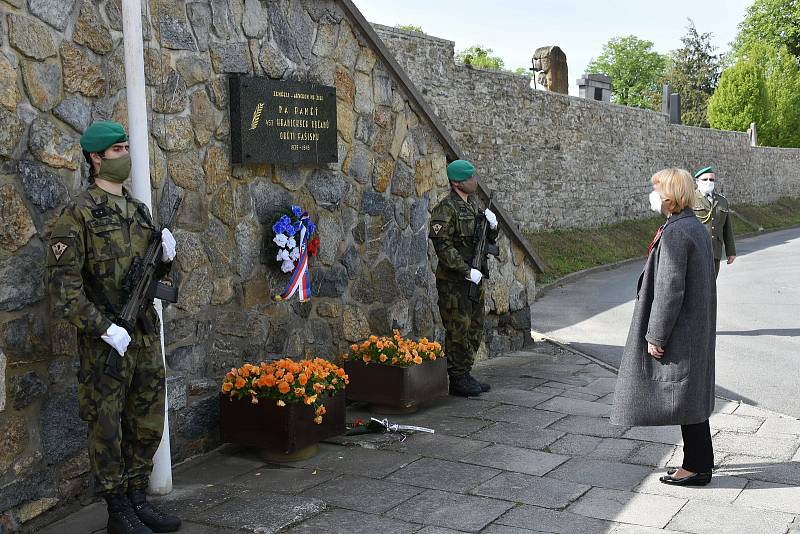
[531,46,568,94]
[577,73,612,102]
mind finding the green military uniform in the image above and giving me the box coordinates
[692,188,736,277]
[429,189,498,378]
[48,183,168,496]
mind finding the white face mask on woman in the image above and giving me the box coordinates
[648,190,663,214]
[697,179,715,195]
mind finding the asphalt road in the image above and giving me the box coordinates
[531,227,800,417]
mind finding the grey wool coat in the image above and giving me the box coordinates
[611,208,717,426]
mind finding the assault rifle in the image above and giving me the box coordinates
[104,197,181,381]
[468,191,500,303]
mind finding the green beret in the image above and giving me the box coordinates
[694,166,714,179]
[80,121,128,153]
[447,159,475,182]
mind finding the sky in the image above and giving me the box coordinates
[352,0,753,96]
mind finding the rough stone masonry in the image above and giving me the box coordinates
[0,0,537,528]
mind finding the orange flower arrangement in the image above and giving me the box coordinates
[344,330,444,368]
[220,358,348,424]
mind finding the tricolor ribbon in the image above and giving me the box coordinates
[275,214,312,302]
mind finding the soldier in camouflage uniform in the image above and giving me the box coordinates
[47,121,181,534]
[429,160,499,397]
[692,166,736,277]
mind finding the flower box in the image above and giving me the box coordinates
[344,357,448,410]
[219,390,346,455]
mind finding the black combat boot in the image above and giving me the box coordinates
[466,373,491,392]
[128,488,182,533]
[449,374,482,397]
[105,492,153,534]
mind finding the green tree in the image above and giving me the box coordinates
[456,45,504,70]
[731,0,800,61]
[709,44,800,147]
[395,24,423,33]
[586,36,667,110]
[661,20,722,127]
[707,49,769,135]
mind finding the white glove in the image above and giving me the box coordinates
[484,208,498,230]
[161,228,176,262]
[468,268,483,285]
[102,323,131,357]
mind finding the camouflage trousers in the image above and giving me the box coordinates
[436,278,485,377]
[77,332,165,496]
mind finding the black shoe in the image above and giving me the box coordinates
[659,471,712,486]
[105,493,153,534]
[128,488,182,533]
[466,373,491,392]
[449,374,482,397]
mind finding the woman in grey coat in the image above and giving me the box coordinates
[611,168,716,486]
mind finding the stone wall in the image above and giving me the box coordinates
[0,1,536,528]
[375,25,800,231]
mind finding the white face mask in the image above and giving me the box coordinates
[697,180,715,195]
[648,190,663,214]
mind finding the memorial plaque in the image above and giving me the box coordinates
[229,76,337,165]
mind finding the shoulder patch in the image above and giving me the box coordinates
[431,222,444,235]
[47,235,78,266]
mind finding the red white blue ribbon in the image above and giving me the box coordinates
[276,215,312,302]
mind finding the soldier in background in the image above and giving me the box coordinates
[429,159,499,397]
[692,166,736,277]
[47,121,181,534]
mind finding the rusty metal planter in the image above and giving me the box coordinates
[344,357,448,409]
[219,391,346,454]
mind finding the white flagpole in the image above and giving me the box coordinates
[121,0,172,495]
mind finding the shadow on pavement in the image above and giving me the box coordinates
[717,328,800,337]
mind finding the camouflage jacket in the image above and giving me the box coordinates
[47,185,168,338]
[692,189,736,260]
[429,190,499,282]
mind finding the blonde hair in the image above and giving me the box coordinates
[651,168,696,211]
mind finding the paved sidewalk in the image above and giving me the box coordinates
[41,343,800,533]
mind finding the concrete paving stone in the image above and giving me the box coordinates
[575,377,618,396]
[522,371,593,387]
[471,471,590,509]
[423,396,500,418]
[479,375,550,390]
[223,466,336,494]
[530,384,567,397]
[546,457,652,491]
[717,454,800,485]
[461,444,569,476]
[712,400,741,414]
[733,403,772,418]
[520,362,589,375]
[173,447,267,486]
[567,486,687,528]
[536,396,611,418]
[577,363,616,378]
[482,526,550,534]
[194,491,326,533]
[622,425,685,445]
[666,499,795,534]
[480,354,551,370]
[386,432,491,460]
[496,504,616,533]
[708,412,765,433]
[416,527,471,534]
[588,438,643,462]
[301,474,423,513]
[285,508,420,533]
[38,502,106,534]
[610,524,690,534]
[481,405,566,427]
[469,422,565,450]
[381,410,494,437]
[549,415,629,438]
[385,457,501,492]
[550,387,602,402]
[755,415,800,437]
[386,489,514,532]
[634,472,748,503]
[794,447,800,462]
[174,522,244,533]
[548,433,604,456]
[596,392,615,405]
[624,441,677,467]
[151,483,250,516]
[712,431,800,460]
[290,443,420,478]
[734,479,800,514]
[479,387,558,408]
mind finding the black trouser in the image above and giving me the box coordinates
[681,419,714,473]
